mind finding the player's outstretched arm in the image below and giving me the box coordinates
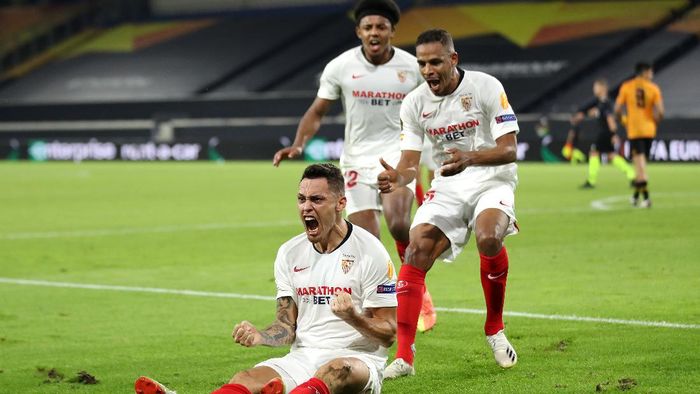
[377,150,421,193]
[441,131,517,176]
[273,98,333,166]
[232,296,298,347]
[331,291,397,348]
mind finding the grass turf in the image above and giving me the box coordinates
[0,161,699,393]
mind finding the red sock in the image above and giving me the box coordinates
[480,247,509,336]
[395,264,426,365]
[289,377,330,394]
[415,181,425,206]
[395,240,408,264]
[211,383,252,394]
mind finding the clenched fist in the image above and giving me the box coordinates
[440,147,473,176]
[232,320,262,347]
[331,291,357,321]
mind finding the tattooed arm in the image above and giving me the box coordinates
[232,296,298,347]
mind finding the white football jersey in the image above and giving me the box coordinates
[400,69,520,182]
[317,46,422,167]
[274,222,397,358]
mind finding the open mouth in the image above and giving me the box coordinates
[304,216,319,235]
[368,39,381,51]
[427,78,440,92]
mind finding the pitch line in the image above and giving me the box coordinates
[436,307,699,329]
[1,277,698,330]
[590,192,700,211]
[0,278,275,301]
[0,220,298,240]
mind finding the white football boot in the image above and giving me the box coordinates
[383,358,415,380]
[486,329,517,368]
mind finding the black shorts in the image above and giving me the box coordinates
[593,132,615,153]
[630,138,653,158]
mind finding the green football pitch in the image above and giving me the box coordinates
[1,161,698,393]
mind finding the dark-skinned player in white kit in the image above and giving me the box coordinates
[378,29,519,379]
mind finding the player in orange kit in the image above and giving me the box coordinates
[615,62,664,208]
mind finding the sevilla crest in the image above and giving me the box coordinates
[460,94,473,112]
[341,254,355,274]
[397,70,408,83]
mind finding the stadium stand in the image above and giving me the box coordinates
[0,0,148,79]
[532,1,699,113]
[655,5,700,117]
[655,45,700,117]
[0,1,691,108]
[0,12,340,102]
[390,1,690,111]
[0,0,699,162]
[202,11,356,95]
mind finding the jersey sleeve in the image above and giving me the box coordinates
[652,84,663,106]
[273,244,296,302]
[317,57,342,101]
[360,240,398,309]
[482,75,519,140]
[615,83,628,107]
[398,95,424,152]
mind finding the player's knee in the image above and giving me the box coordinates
[386,217,410,239]
[477,235,502,256]
[315,358,352,386]
[229,370,258,389]
[405,241,434,270]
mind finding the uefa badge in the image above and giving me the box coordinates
[341,254,355,274]
[397,70,407,83]
[460,94,473,112]
[386,260,395,279]
[500,91,509,109]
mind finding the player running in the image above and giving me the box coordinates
[272,0,436,331]
[378,29,520,379]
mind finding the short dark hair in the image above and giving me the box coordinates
[416,28,454,51]
[354,0,400,26]
[301,163,345,196]
[635,62,652,75]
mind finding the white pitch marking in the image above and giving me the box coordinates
[0,278,275,301]
[1,277,697,330]
[590,195,626,211]
[0,220,298,240]
[435,307,700,330]
[590,192,700,211]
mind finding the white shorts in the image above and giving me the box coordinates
[342,153,415,216]
[256,347,386,394]
[411,169,518,262]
